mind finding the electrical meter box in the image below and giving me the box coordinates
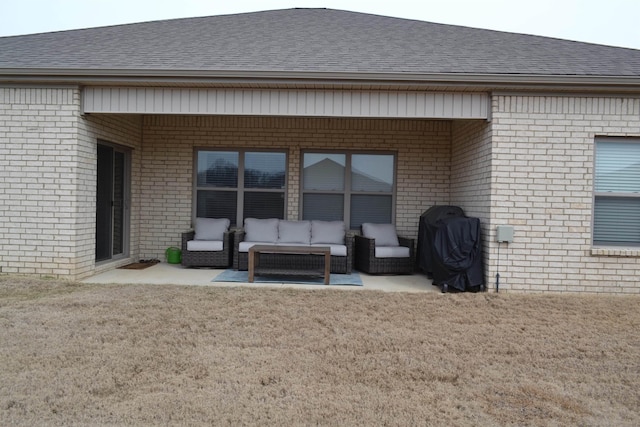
[496,225,514,243]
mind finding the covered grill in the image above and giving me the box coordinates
[417,206,484,292]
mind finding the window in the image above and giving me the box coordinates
[302,152,395,229]
[195,150,286,226]
[593,139,640,246]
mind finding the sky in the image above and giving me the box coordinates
[0,0,639,50]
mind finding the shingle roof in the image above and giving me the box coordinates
[1,8,639,78]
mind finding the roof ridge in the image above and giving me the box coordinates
[1,8,638,52]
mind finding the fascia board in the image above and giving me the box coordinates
[1,68,640,90]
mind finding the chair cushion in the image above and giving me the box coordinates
[278,220,311,244]
[244,218,279,243]
[310,220,345,244]
[194,217,230,241]
[375,246,410,258]
[187,240,224,251]
[362,223,399,247]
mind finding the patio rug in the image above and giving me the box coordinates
[118,259,160,270]
[212,269,363,286]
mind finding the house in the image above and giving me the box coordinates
[1,8,639,293]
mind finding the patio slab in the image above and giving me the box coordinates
[82,262,439,293]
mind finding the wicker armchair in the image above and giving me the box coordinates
[181,229,233,268]
[354,223,415,274]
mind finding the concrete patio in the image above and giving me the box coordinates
[82,262,440,293]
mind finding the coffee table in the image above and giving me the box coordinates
[248,245,331,285]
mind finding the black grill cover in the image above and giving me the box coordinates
[417,205,465,275]
[417,206,484,291]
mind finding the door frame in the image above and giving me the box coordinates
[95,140,131,264]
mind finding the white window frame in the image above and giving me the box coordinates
[593,138,640,247]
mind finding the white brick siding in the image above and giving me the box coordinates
[77,114,143,277]
[451,120,492,222]
[0,87,141,279]
[489,95,640,294]
[450,119,493,284]
[1,88,82,277]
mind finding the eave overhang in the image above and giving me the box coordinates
[1,68,640,93]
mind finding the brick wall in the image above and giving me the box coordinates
[140,115,452,260]
[78,114,143,277]
[0,87,83,277]
[0,86,141,279]
[451,119,493,285]
[490,95,640,293]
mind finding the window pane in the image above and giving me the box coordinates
[350,195,393,229]
[303,153,345,191]
[197,151,238,187]
[351,154,394,192]
[302,194,344,221]
[244,152,286,189]
[594,196,640,246]
[243,192,285,220]
[197,190,238,225]
[595,141,640,193]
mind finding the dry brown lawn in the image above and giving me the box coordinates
[1,275,639,426]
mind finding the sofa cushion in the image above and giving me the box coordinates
[194,217,230,241]
[244,218,279,243]
[362,223,399,247]
[278,220,311,244]
[240,242,347,256]
[375,246,410,258]
[238,241,259,253]
[310,220,345,244]
[310,243,347,257]
[187,240,224,252]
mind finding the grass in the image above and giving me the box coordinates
[1,275,639,426]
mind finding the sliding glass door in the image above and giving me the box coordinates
[96,142,130,262]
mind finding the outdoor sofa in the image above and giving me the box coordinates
[233,218,353,274]
[181,217,233,268]
[354,223,415,274]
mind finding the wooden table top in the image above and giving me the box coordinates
[248,244,331,255]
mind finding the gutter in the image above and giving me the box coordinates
[1,68,640,92]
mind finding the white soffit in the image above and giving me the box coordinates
[82,87,489,119]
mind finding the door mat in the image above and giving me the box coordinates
[118,259,160,270]
[213,269,363,286]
